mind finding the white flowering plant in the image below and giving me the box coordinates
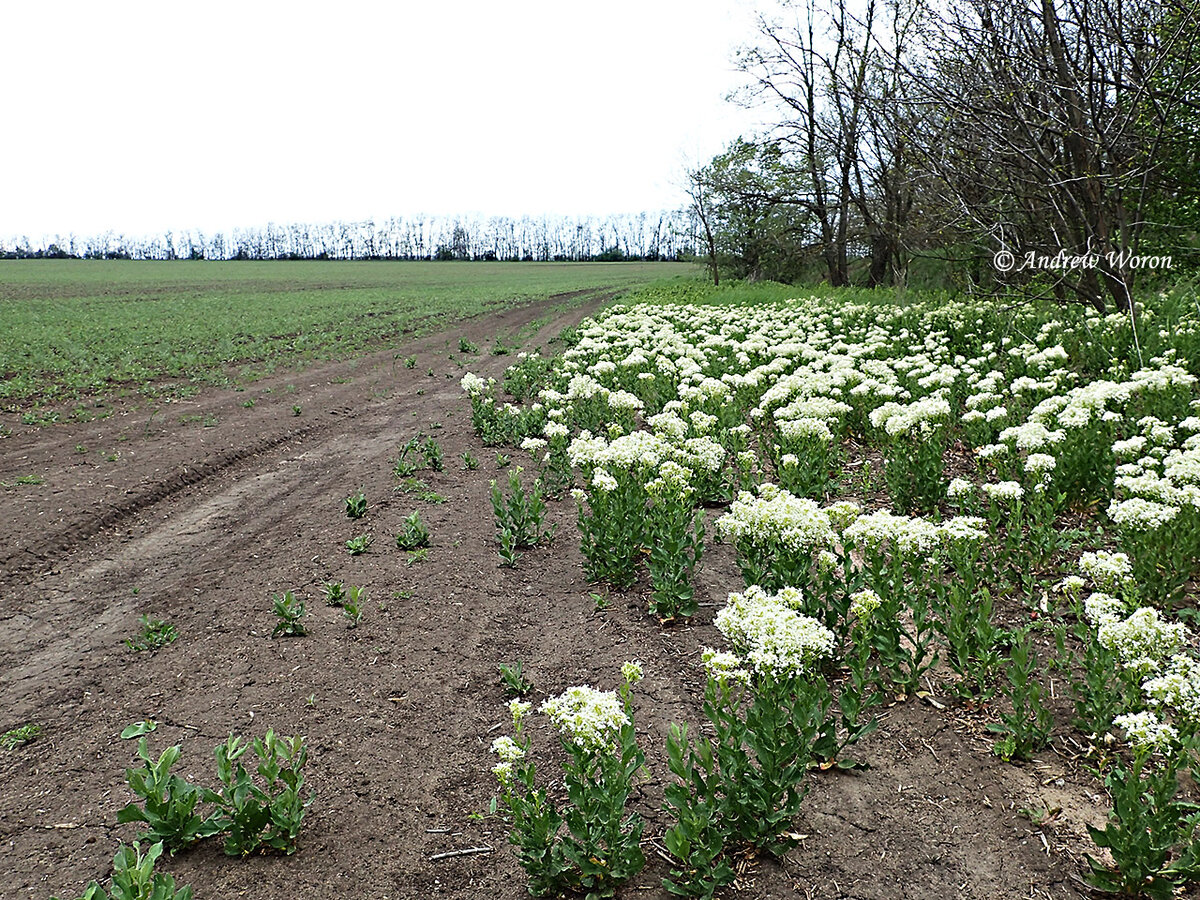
[716,485,838,597]
[493,670,646,899]
[870,396,951,514]
[1108,496,1199,607]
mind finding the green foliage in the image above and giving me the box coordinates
[271,591,307,637]
[989,630,1053,762]
[491,469,555,560]
[117,738,219,852]
[125,615,178,653]
[458,337,479,354]
[645,485,705,621]
[206,730,313,857]
[322,581,346,606]
[499,661,533,697]
[342,585,366,628]
[575,474,645,590]
[345,534,373,555]
[662,724,735,898]
[395,511,431,551]
[344,489,367,519]
[2,722,42,750]
[51,841,193,900]
[403,355,417,369]
[1086,753,1200,899]
[461,450,479,470]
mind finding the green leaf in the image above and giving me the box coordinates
[121,721,158,740]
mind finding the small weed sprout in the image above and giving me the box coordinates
[496,452,511,468]
[422,435,444,471]
[459,337,479,354]
[346,534,373,555]
[343,586,366,628]
[498,661,532,697]
[461,450,479,470]
[406,548,429,566]
[126,615,178,653]
[292,404,302,416]
[2,723,42,751]
[404,355,417,369]
[271,592,308,637]
[395,511,431,550]
[323,581,346,606]
[344,490,367,519]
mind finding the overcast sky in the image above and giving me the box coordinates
[0,0,768,241]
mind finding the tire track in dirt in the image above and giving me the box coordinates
[0,291,613,592]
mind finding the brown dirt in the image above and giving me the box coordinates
[0,294,1104,900]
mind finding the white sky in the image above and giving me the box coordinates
[0,0,768,241]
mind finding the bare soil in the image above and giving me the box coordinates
[0,294,1106,900]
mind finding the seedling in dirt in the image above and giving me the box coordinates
[242,398,256,408]
[323,581,346,606]
[461,451,479,470]
[76,444,87,454]
[395,511,431,550]
[292,404,302,416]
[344,489,368,519]
[345,534,373,556]
[271,592,308,637]
[406,548,429,566]
[2,723,42,751]
[306,694,316,707]
[117,735,218,851]
[427,367,435,377]
[590,591,610,612]
[498,661,532,697]
[421,435,444,471]
[458,337,479,354]
[202,414,218,428]
[404,355,417,369]
[343,586,366,628]
[126,615,178,653]
[495,452,511,469]
[4,474,45,486]
[209,730,313,857]
[491,337,511,356]
[51,840,195,900]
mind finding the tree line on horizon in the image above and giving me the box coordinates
[689,0,1200,312]
[0,211,703,264]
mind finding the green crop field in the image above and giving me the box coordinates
[0,260,695,406]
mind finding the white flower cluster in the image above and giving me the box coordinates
[1112,710,1178,752]
[1107,497,1180,531]
[1097,607,1190,673]
[1078,550,1133,593]
[869,396,951,438]
[843,509,940,556]
[713,585,835,678]
[701,647,750,686]
[540,685,630,753]
[716,485,837,553]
